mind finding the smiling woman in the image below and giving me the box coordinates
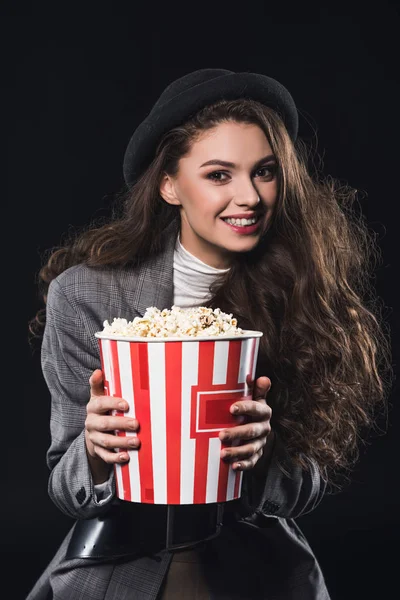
[158,121,278,268]
[27,68,394,600]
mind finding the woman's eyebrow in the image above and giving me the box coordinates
[199,154,276,169]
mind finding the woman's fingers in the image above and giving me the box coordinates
[86,393,137,435]
[85,413,139,433]
[92,442,139,465]
[230,448,264,471]
[85,369,140,463]
[220,418,271,443]
[221,437,267,464]
[230,398,271,420]
[218,379,273,471]
[90,431,141,451]
[89,368,106,396]
[87,391,129,415]
[85,421,141,464]
[88,369,130,413]
[220,397,271,443]
[252,376,272,400]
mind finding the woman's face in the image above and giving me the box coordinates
[160,121,278,269]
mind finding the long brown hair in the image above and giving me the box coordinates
[29,98,394,488]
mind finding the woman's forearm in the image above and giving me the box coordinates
[86,453,112,484]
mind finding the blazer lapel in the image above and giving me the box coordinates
[134,219,179,316]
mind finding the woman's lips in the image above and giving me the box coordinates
[220,217,261,235]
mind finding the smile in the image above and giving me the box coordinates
[220,215,261,235]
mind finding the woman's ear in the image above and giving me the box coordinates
[159,173,181,206]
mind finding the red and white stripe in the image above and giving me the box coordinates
[99,336,260,505]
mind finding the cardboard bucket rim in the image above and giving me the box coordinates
[95,329,263,343]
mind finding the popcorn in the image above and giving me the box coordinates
[101,306,244,338]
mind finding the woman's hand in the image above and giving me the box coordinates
[84,369,140,484]
[219,376,272,471]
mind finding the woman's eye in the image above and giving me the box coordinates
[207,165,276,181]
[207,171,229,182]
[255,165,276,179]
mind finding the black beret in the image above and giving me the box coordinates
[123,68,298,187]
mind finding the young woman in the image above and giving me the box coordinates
[27,68,393,600]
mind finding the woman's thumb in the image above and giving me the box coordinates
[254,376,272,399]
[89,369,104,395]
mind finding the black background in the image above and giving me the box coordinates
[5,6,400,599]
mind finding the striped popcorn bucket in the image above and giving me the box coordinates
[95,330,262,505]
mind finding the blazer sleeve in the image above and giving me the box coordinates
[41,276,116,519]
[241,430,327,521]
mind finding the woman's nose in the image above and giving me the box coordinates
[234,187,260,207]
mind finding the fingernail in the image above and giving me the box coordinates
[119,453,129,461]
[118,402,127,410]
[231,405,239,414]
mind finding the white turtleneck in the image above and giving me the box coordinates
[173,234,230,307]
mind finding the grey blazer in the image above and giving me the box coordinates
[26,224,331,600]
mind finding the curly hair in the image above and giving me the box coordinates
[28,98,394,488]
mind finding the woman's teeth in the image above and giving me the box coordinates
[222,216,258,226]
